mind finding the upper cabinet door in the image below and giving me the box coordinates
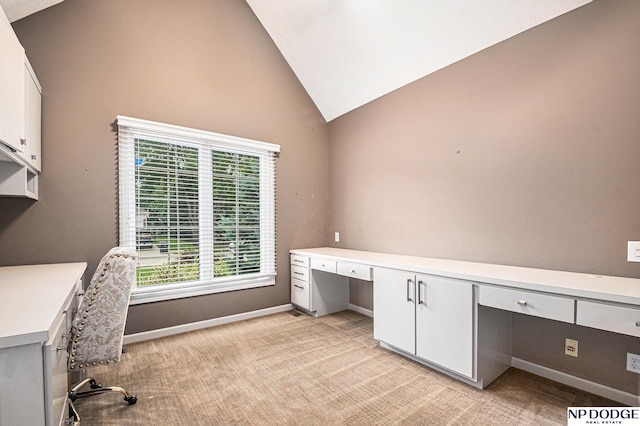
[0,10,26,152]
[22,61,42,171]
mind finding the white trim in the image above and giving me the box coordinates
[117,115,279,302]
[123,304,293,344]
[117,127,135,249]
[116,115,280,153]
[511,357,639,406]
[348,304,373,318]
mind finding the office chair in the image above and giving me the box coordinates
[67,247,139,422]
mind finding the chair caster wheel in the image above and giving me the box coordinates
[125,395,137,405]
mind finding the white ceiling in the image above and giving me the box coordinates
[246,0,591,121]
[2,0,591,122]
[0,0,63,22]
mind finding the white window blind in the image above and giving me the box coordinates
[117,116,279,304]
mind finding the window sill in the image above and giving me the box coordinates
[129,274,276,305]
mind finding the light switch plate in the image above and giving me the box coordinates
[628,241,640,262]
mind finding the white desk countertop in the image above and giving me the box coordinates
[0,262,87,349]
[290,247,640,306]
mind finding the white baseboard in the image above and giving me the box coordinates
[511,357,638,406]
[348,304,373,318]
[124,304,293,345]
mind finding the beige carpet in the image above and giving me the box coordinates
[73,310,616,425]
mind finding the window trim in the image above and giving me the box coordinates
[117,115,280,305]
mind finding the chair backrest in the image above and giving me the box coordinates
[68,247,138,371]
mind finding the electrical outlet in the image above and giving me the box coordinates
[628,241,640,262]
[565,338,578,357]
[627,353,640,374]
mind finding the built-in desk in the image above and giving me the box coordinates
[0,262,87,426]
[290,247,640,405]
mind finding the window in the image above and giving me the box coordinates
[117,116,279,304]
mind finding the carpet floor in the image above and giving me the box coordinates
[73,310,617,425]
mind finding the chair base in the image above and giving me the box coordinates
[67,377,137,424]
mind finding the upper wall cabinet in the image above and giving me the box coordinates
[0,6,41,199]
[0,9,26,153]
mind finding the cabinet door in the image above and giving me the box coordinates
[0,13,26,151]
[416,274,474,378]
[22,63,42,171]
[373,268,415,354]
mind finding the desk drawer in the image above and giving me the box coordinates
[291,278,311,310]
[479,285,575,323]
[290,254,310,268]
[577,301,640,337]
[337,261,372,281]
[291,265,310,282]
[311,258,337,274]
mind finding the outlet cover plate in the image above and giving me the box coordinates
[627,353,640,374]
[565,338,578,357]
[628,241,640,262]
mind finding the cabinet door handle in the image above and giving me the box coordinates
[418,280,426,305]
[20,138,26,145]
[293,284,304,290]
[517,300,527,306]
[635,321,640,327]
[406,279,414,302]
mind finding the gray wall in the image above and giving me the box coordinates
[2,0,329,333]
[2,0,638,396]
[328,1,639,394]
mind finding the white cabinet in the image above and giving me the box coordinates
[20,60,42,171]
[0,8,25,152]
[374,268,474,378]
[290,254,349,317]
[43,291,78,426]
[0,263,87,426]
[291,254,312,311]
[0,7,41,198]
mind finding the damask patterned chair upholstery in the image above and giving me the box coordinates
[67,247,139,421]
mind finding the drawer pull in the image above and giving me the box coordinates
[293,259,304,264]
[293,271,304,276]
[517,300,527,306]
[56,345,67,351]
[635,321,640,327]
[350,269,356,273]
[293,284,304,290]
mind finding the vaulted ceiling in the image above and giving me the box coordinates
[2,0,592,122]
